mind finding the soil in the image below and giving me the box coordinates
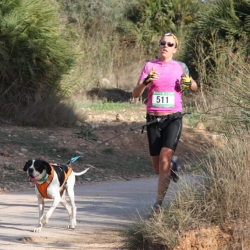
[173,226,232,250]
[0,105,230,249]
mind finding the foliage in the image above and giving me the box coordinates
[196,0,250,44]
[0,0,73,114]
[120,0,200,56]
[187,0,250,78]
[200,50,250,134]
[187,16,250,134]
[57,0,133,28]
[56,0,146,94]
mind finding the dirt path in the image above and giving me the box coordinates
[0,174,231,250]
[0,177,166,249]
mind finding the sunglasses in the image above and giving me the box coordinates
[159,41,175,47]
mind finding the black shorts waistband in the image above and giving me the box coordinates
[146,112,182,121]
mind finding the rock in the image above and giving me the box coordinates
[197,122,205,130]
[0,152,10,157]
[104,119,112,123]
[183,164,192,171]
[91,123,99,128]
[116,114,124,121]
[76,121,82,126]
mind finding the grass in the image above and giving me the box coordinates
[73,99,134,111]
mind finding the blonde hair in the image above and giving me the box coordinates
[160,33,178,48]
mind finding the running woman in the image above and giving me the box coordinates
[132,33,198,216]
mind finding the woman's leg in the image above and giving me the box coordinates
[151,147,174,205]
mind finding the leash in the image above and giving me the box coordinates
[69,112,190,163]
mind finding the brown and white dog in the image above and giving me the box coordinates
[23,159,91,232]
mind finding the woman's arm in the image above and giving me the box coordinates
[190,77,198,91]
[132,80,148,98]
[132,69,158,98]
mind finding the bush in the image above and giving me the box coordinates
[0,0,73,124]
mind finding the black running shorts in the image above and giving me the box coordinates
[146,113,182,156]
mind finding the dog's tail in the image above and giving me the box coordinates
[74,166,93,176]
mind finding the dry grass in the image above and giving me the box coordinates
[122,136,250,249]
[201,138,250,244]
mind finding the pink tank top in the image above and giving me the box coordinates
[139,59,189,113]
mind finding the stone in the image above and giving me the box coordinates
[183,164,192,171]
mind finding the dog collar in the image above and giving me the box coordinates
[37,173,48,182]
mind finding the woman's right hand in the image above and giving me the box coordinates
[142,69,158,85]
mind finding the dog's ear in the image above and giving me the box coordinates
[23,160,32,171]
[43,161,52,175]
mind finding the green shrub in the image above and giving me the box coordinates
[0,0,73,121]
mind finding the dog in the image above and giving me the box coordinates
[23,159,91,232]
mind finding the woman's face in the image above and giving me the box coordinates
[159,35,177,61]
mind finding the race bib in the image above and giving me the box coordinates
[152,92,175,108]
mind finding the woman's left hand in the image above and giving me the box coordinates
[181,75,192,88]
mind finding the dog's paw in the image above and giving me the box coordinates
[68,224,76,230]
[68,218,77,229]
[33,226,42,233]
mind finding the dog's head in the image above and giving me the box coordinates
[23,159,51,182]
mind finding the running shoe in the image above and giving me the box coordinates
[148,202,161,219]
